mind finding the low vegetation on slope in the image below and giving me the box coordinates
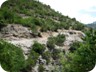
[0,0,85,32]
[0,0,96,72]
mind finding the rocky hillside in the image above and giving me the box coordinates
[0,0,96,72]
[0,24,85,72]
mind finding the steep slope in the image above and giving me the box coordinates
[0,0,95,72]
[0,24,84,72]
[0,0,85,32]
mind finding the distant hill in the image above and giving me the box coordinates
[87,21,96,29]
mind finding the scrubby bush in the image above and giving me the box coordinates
[42,51,51,64]
[47,37,56,51]
[17,18,34,26]
[72,22,85,30]
[0,40,26,72]
[38,64,45,72]
[0,19,7,28]
[21,48,40,72]
[55,34,65,46]
[27,50,39,67]
[47,34,65,50]
[33,18,43,26]
[32,42,45,54]
[52,49,61,60]
[60,22,69,29]
[31,25,40,37]
[69,41,81,53]
[40,24,48,32]
[1,9,15,23]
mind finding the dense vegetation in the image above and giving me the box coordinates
[59,29,96,72]
[0,0,96,72]
[0,40,26,72]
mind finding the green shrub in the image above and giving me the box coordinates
[38,64,45,72]
[69,41,81,53]
[55,34,65,46]
[42,51,51,64]
[72,22,85,30]
[1,8,15,23]
[17,18,34,26]
[33,18,43,26]
[27,50,39,67]
[41,24,49,32]
[47,34,65,50]
[60,22,69,29]
[32,42,45,54]
[52,49,61,60]
[22,49,39,72]
[0,40,26,72]
[0,19,7,27]
[47,37,56,51]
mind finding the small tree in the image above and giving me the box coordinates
[22,49,39,72]
[42,51,51,64]
[2,9,14,23]
[27,50,39,67]
[52,49,61,60]
[69,41,81,53]
[47,37,56,51]
[32,42,45,54]
[38,64,45,72]
[55,34,65,46]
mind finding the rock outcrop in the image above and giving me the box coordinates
[0,24,85,72]
[0,24,32,39]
